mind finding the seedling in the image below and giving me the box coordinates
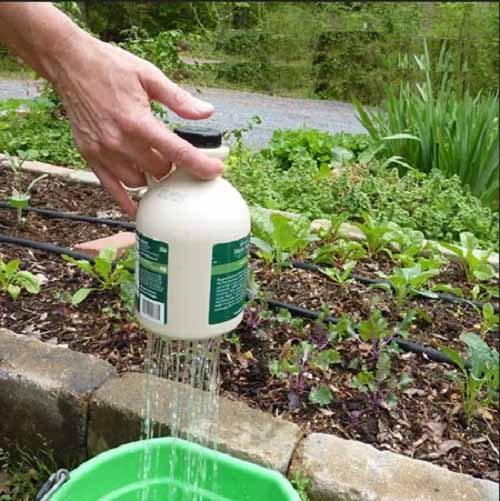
[442,332,499,423]
[388,226,429,266]
[3,151,48,224]
[312,239,366,266]
[470,283,499,303]
[63,247,134,309]
[320,260,357,287]
[354,212,394,257]
[350,309,414,412]
[478,303,499,337]
[441,232,497,283]
[373,259,441,307]
[290,470,311,501]
[270,337,341,410]
[252,213,317,269]
[309,385,334,406]
[0,257,40,299]
[314,213,349,242]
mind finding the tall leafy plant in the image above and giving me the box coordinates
[355,40,499,209]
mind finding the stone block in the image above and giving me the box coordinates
[0,329,116,466]
[289,433,499,501]
[88,373,302,473]
[73,231,136,258]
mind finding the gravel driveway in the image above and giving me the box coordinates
[0,79,365,150]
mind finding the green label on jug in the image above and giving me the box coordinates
[136,232,168,325]
[209,235,250,325]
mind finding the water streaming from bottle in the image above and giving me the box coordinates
[140,333,221,500]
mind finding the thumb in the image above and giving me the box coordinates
[140,64,214,119]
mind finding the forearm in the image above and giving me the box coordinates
[0,2,83,81]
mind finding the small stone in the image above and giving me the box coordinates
[88,373,301,473]
[289,433,499,501]
[0,328,116,466]
[73,231,136,258]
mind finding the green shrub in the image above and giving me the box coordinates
[0,97,84,168]
[215,29,272,57]
[356,40,499,209]
[225,141,498,251]
[119,27,184,75]
[261,129,370,171]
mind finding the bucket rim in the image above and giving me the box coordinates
[52,437,300,500]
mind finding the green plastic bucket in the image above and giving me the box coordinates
[49,438,300,500]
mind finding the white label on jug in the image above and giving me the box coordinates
[136,232,168,325]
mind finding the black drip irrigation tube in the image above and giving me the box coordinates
[288,258,499,314]
[0,201,135,230]
[0,233,96,262]
[265,298,469,369]
[1,230,466,369]
[0,203,492,368]
[1,201,496,313]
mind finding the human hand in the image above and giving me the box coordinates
[48,31,224,218]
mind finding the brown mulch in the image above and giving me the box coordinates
[0,172,498,482]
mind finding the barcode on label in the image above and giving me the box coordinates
[140,294,164,324]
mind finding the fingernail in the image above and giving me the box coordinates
[195,99,214,114]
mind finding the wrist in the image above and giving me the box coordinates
[41,26,92,83]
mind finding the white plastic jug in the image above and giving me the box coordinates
[135,127,251,340]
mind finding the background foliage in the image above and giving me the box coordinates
[1,2,498,104]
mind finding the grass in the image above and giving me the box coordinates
[0,443,59,501]
[0,69,36,80]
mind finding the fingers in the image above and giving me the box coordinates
[140,64,214,120]
[90,162,138,219]
[99,150,147,188]
[121,140,172,180]
[142,116,224,180]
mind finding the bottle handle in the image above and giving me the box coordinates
[145,165,177,189]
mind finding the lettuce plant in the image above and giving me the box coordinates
[63,248,134,309]
[0,257,40,299]
[441,232,497,283]
[442,333,499,423]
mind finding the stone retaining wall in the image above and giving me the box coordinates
[0,328,497,500]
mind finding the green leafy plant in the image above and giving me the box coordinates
[441,232,497,283]
[119,27,184,75]
[0,97,84,168]
[355,40,499,208]
[354,212,394,257]
[313,213,349,242]
[0,257,40,300]
[442,332,499,423]
[270,335,341,410]
[350,309,414,412]
[478,303,499,337]
[387,226,430,266]
[251,212,317,269]
[63,248,134,308]
[373,259,441,307]
[226,135,498,251]
[312,239,366,267]
[309,385,334,406]
[320,260,357,287]
[290,470,311,501]
[2,151,48,223]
